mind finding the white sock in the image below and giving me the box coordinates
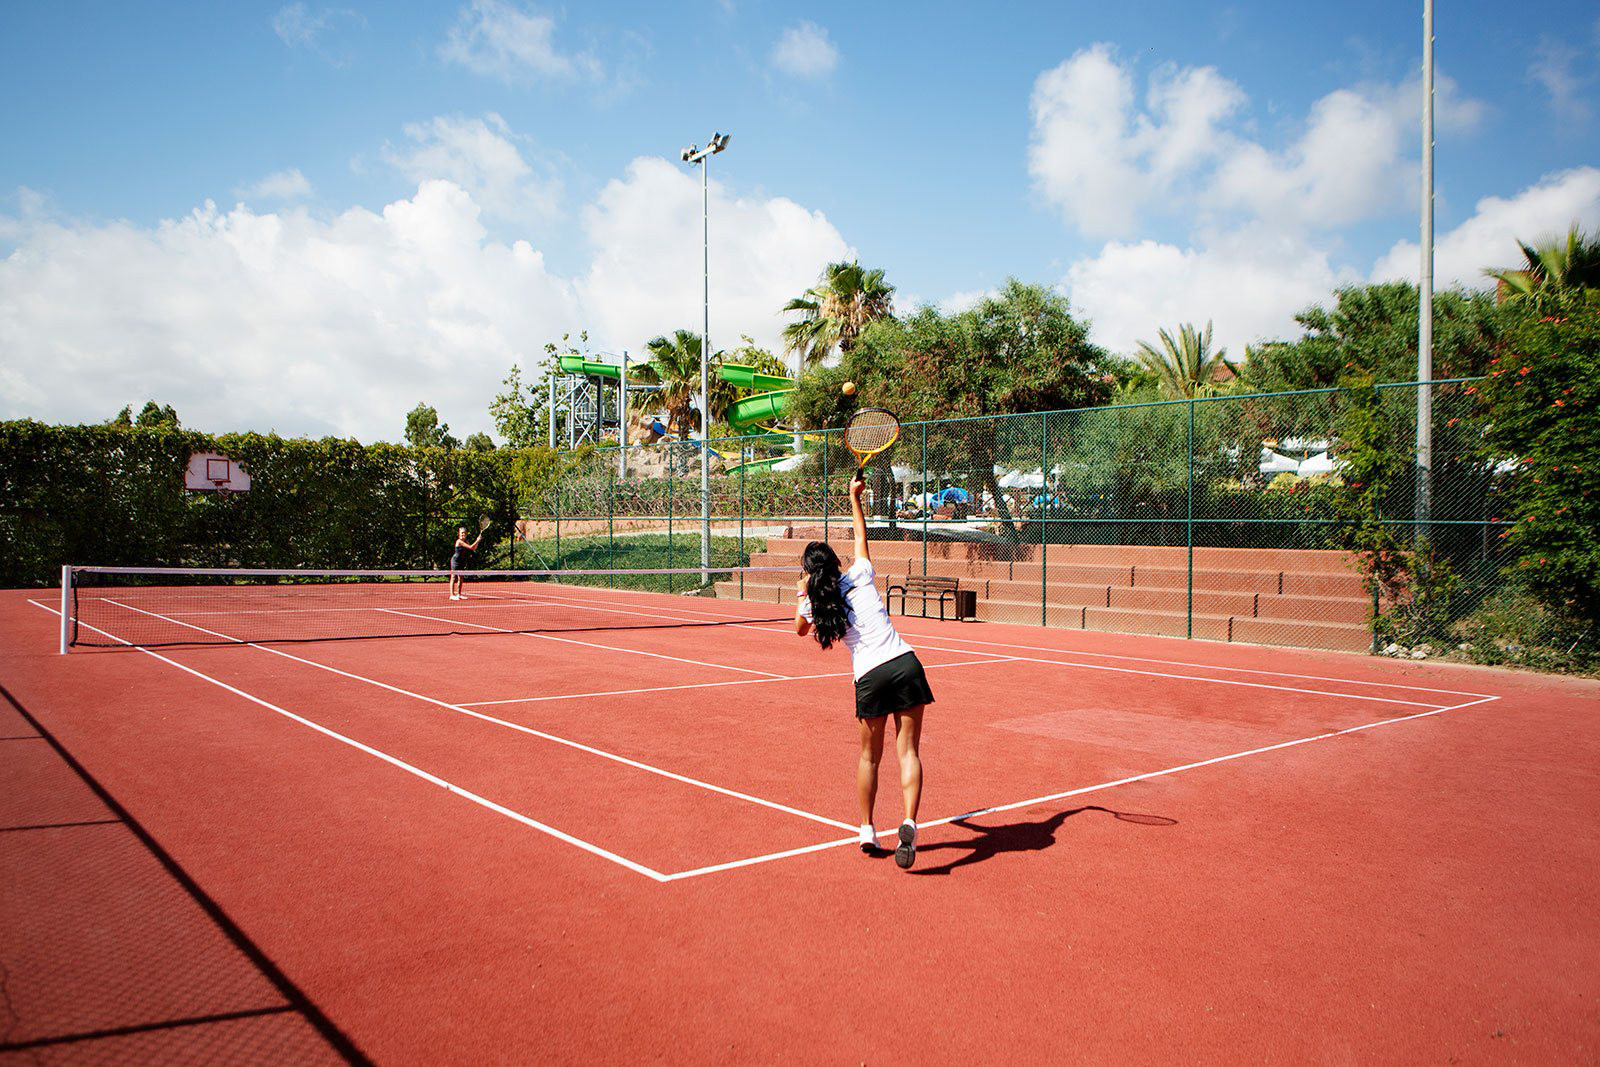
[901,819,917,842]
[859,824,876,846]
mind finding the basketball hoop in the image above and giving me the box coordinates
[185,452,252,492]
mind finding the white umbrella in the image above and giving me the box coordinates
[1000,469,1045,489]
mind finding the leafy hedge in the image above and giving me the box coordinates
[0,422,545,587]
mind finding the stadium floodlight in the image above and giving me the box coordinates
[679,131,731,581]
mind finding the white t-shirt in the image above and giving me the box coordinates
[799,558,914,680]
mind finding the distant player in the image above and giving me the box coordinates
[794,475,934,869]
[449,526,481,600]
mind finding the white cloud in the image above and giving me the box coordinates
[235,168,313,202]
[439,0,601,84]
[0,181,579,442]
[1064,227,1354,358]
[272,4,364,62]
[1029,44,1485,238]
[770,21,839,79]
[0,133,852,442]
[1370,166,1600,288]
[1528,37,1593,121]
[381,114,560,227]
[579,157,851,360]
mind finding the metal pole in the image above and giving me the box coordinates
[548,369,556,450]
[59,564,71,654]
[699,153,712,582]
[619,350,628,480]
[1416,0,1435,544]
[1187,398,1196,639]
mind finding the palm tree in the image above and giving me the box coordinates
[1484,225,1600,308]
[1133,321,1237,399]
[642,330,708,439]
[781,261,895,368]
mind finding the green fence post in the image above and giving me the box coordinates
[921,422,928,578]
[1041,411,1049,627]
[739,440,747,598]
[822,435,830,542]
[668,470,675,594]
[608,467,616,589]
[1186,397,1195,639]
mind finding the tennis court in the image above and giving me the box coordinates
[3,572,1597,1062]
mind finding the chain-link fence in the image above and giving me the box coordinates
[522,380,1558,664]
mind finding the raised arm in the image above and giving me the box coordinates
[850,474,870,564]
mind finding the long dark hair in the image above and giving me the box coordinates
[801,541,850,649]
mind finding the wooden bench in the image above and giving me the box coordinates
[887,575,977,622]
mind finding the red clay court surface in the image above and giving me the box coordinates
[2,580,1598,1063]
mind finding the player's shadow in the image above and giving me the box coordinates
[908,805,1176,876]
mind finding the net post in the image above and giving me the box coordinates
[59,565,72,654]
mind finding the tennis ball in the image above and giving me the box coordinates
[841,381,857,396]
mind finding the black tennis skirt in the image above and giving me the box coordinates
[854,652,935,720]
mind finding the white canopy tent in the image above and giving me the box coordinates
[1259,448,1301,474]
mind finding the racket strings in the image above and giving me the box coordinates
[845,410,899,454]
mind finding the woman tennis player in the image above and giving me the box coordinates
[795,474,933,869]
[448,525,481,600]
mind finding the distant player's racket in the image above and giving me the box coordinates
[478,514,493,533]
[844,408,900,482]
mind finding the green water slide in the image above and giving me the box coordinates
[558,354,630,379]
[719,364,795,431]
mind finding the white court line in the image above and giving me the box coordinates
[378,606,789,678]
[920,694,1503,828]
[661,693,1503,880]
[458,657,1016,708]
[521,584,1489,704]
[42,593,1512,882]
[34,602,670,881]
[95,598,853,832]
[874,625,1495,699]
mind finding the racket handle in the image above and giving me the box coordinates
[852,467,865,483]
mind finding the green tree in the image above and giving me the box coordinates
[108,402,179,428]
[791,280,1114,530]
[1473,294,1600,660]
[489,363,552,448]
[644,329,715,438]
[404,403,458,449]
[463,431,495,452]
[781,260,896,369]
[1242,283,1505,393]
[1134,321,1236,399]
[1484,225,1600,310]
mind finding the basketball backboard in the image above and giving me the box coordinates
[184,452,252,491]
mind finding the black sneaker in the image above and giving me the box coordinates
[895,822,917,869]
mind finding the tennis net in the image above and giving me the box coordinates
[62,565,793,650]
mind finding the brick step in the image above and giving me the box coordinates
[1227,616,1371,653]
[717,583,1372,653]
[735,567,1368,622]
[981,578,1111,607]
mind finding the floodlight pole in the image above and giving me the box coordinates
[1416,0,1434,544]
[681,133,730,582]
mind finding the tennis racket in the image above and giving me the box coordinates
[478,514,493,532]
[844,408,900,482]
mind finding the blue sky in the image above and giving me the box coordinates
[3,1,1598,442]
